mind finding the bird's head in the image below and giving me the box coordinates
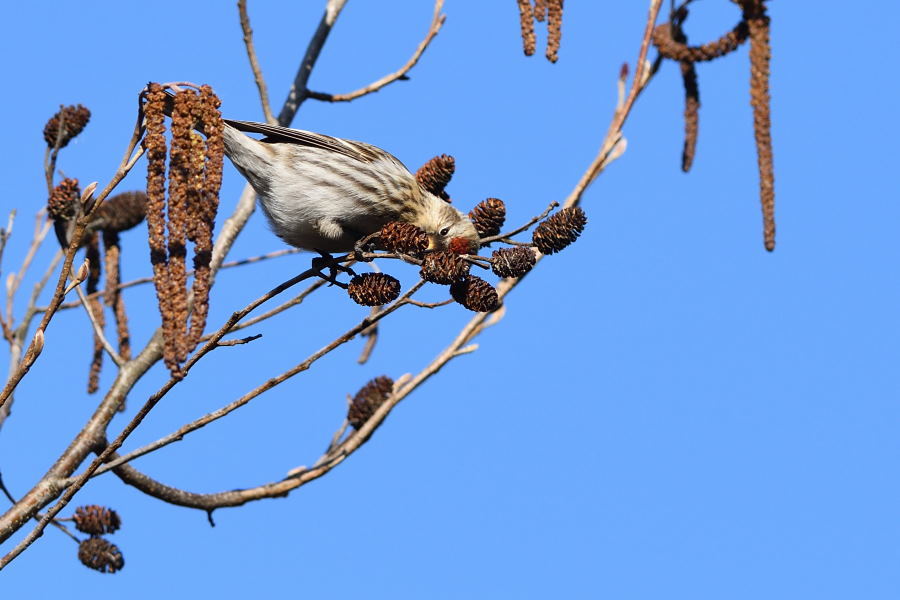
[415,196,480,253]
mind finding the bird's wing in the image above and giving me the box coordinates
[224,119,384,164]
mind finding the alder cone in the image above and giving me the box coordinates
[380,221,428,254]
[420,251,469,285]
[415,154,455,201]
[532,206,587,254]
[450,276,499,312]
[348,376,393,429]
[469,198,506,238]
[43,104,91,148]
[491,246,536,278]
[73,505,121,536]
[78,537,124,574]
[97,191,147,233]
[347,273,401,306]
[47,178,81,221]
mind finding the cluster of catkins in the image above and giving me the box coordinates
[72,505,125,574]
[347,153,587,313]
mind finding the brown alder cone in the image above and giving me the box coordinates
[348,376,393,430]
[73,505,121,536]
[469,197,506,238]
[532,206,587,255]
[743,0,775,251]
[78,537,124,574]
[450,276,499,312]
[491,246,536,278]
[43,104,90,148]
[348,273,402,306]
[420,250,470,285]
[96,191,146,233]
[415,154,455,202]
[47,178,81,221]
[380,221,428,255]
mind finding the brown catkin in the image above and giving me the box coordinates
[43,104,90,149]
[143,83,178,373]
[415,154,455,202]
[166,89,196,364]
[187,85,224,350]
[534,0,547,22]
[103,231,131,361]
[546,0,563,63]
[744,1,775,251]
[516,0,536,56]
[85,234,104,394]
[78,537,124,574]
[652,20,749,63]
[671,7,700,173]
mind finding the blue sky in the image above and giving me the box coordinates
[1,1,898,598]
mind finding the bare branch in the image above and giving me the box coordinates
[237,0,276,124]
[307,0,446,103]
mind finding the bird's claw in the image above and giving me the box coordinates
[311,250,356,288]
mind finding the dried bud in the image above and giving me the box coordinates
[43,104,91,149]
[448,236,477,255]
[532,206,587,254]
[420,251,470,285]
[73,505,121,535]
[379,222,428,255]
[450,276,500,312]
[469,198,506,238]
[348,375,393,429]
[491,246,536,278]
[47,178,81,221]
[415,154,455,201]
[96,191,147,233]
[347,273,401,306]
[78,537,124,574]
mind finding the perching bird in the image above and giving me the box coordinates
[219,118,479,254]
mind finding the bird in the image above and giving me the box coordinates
[218,118,479,254]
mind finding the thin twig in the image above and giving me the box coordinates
[73,285,124,367]
[237,0,276,124]
[307,0,446,103]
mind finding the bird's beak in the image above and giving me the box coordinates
[427,234,441,252]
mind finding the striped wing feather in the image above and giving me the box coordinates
[223,119,383,163]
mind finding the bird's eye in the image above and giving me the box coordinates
[439,227,450,237]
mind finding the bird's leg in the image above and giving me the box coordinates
[311,250,356,288]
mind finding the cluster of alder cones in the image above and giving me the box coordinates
[346,154,587,312]
[72,505,125,573]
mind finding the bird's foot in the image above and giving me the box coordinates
[311,250,356,288]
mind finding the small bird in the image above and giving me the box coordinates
[219,119,479,254]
